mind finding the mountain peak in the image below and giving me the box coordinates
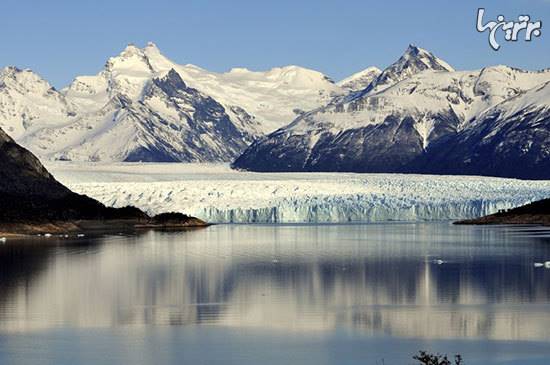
[152,68,188,95]
[107,44,148,68]
[0,66,54,93]
[112,42,167,64]
[338,66,382,92]
[145,41,159,50]
[397,44,454,72]
[229,67,251,74]
[0,66,39,80]
[362,45,454,94]
[403,44,432,60]
[115,42,163,59]
[406,43,420,52]
[404,43,427,54]
[121,43,143,56]
[1,66,22,75]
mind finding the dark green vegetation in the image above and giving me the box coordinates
[413,351,463,365]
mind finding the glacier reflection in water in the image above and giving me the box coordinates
[1,223,550,343]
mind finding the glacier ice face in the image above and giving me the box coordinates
[47,162,550,224]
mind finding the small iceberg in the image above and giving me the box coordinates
[432,259,445,265]
[533,261,550,268]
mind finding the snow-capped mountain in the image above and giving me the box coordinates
[1,43,348,162]
[336,67,381,92]
[63,43,343,135]
[176,64,344,134]
[362,44,454,94]
[23,69,255,162]
[413,81,550,179]
[43,44,259,162]
[233,46,550,179]
[3,42,549,175]
[0,67,78,138]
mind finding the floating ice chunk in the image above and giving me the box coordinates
[545,262,550,269]
[77,234,85,238]
[534,263,544,268]
[433,259,445,265]
[0,237,6,243]
[44,233,52,238]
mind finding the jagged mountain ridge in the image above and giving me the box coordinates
[411,81,550,179]
[27,43,261,162]
[1,42,350,162]
[22,69,253,162]
[362,44,454,95]
[336,67,382,92]
[3,42,549,176]
[233,46,550,179]
[0,67,78,139]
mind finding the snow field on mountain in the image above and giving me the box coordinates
[47,162,550,224]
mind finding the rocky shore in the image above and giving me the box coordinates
[0,127,207,236]
[455,198,550,226]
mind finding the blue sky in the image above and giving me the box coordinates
[1,0,548,87]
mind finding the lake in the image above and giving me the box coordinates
[1,223,550,364]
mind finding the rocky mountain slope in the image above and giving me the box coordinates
[233,46,550,179]
[337,66,381,92]
[0,127,205,233]
[0,126,144,224]
[0,67,77,138]
[3,42,549,177]
[15,44,261,162]
[1,43,346,162]
[362,44,454,94]
[175,62,343,134]
[414,81,550,179]
[23,68,253,162]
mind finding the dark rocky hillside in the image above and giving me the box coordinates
[456,198,550,225]
[0,127,205,233]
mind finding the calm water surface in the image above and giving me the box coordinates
[1,223,550,364]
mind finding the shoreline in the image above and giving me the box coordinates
[0,218,210,238]
[455,214,550,226]
[455,199,550,226]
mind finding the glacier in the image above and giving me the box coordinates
[47,162,550,224]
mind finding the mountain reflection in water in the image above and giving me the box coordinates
[1,223,550,341]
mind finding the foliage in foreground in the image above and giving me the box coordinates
[413,351,463,365]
